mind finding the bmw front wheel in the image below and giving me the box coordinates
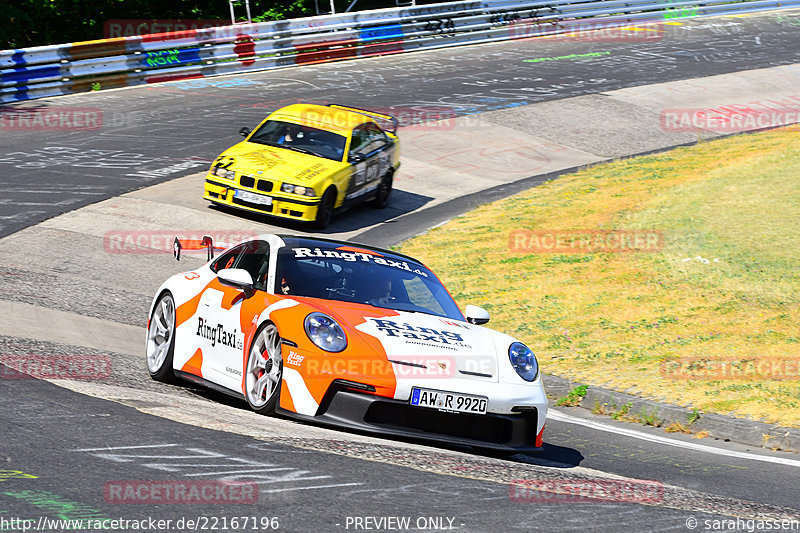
[314,188,336,229]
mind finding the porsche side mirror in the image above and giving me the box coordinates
[239,127,251,138]
[218,268,255,298]
[465,305,490,325]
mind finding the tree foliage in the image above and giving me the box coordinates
[1,0,447,49]
[0,0,320,49]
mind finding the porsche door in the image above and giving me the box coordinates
[193,240,271,393]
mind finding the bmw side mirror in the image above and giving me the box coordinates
[465,305,490,325]
[239,127,251,138]
[218,268,255,298]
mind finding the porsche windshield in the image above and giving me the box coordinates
[248,120,347,161]
[275,245,464,320]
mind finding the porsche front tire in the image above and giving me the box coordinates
[244,322,283,415]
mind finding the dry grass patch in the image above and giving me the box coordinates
[399,128,800,427]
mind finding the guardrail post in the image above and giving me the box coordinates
[228,0,252,24]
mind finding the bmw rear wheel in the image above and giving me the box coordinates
[373,170,393,208]
[245,322,283,415]
[146,292,176,382]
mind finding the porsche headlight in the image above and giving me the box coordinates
[213,166,235,179]
[281,183,316,197]
[509,342,539,381]
[304,312,347,353]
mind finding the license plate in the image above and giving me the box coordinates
[234,189,272,206]
[410,387,487,414]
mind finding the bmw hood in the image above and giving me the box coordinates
[215,142,346,183]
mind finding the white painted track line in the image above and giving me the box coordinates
[549,409,800,468]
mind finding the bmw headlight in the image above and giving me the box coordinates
[213,166,235,179]
[509,342,539,381]
[304,312,347,352]
[281,183,316,197]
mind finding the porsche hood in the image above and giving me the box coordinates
[328,306,501,382]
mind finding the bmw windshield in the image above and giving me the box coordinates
[248,120,346,161]
[275,244,464,320]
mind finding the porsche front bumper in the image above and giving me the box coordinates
[277,382,545,452]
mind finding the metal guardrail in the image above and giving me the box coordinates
[1,0,798,103]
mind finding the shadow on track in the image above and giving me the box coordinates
[207,189,434,235]
[177,382,583,468]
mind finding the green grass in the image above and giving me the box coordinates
[555,384,589,406]
[400,127,800,428]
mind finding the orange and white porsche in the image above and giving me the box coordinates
[146,234,547,452]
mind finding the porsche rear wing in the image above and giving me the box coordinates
[173,235,226,261]
[328,104,399,134]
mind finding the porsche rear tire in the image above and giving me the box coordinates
[146,292,176,383]
[244,322,283,415]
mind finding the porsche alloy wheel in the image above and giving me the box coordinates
[147,292,176,382]
[245,323,282,414]
[373,171,393,209]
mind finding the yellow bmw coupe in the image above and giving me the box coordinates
[203,104,401,228]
